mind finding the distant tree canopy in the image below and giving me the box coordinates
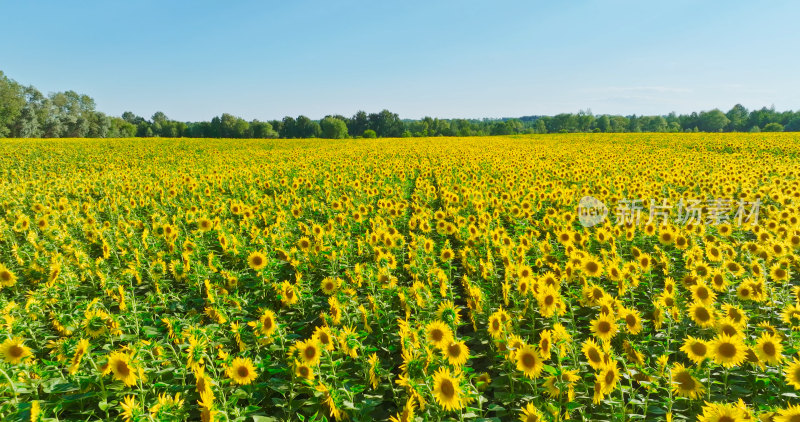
[2,70,800,139]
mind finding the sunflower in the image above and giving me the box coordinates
[670,363,704,399]
[294,359,315,381]
[538,329,553,359]
[313,325,335,351]
[784,357,800,390]
[620,307,643,335]
[582,338,606,370]
[476,372,492,391]
[258,309,278,338]
[710,334,747,368]
[68,338,90,375]
[697,401,748,422]
[771,263,790,283]
[296,339,322,366]
[120,395,140,422]
[487,314,504,339]
[782,304,800,330]
[247,251,267,271]
[543,369,580,400]
[691,282,717,306]
[320,277,340,295]
[518,402,544,422]
[106,351,139,386]
[754,333,783,365]
[776,403,800,422]
[681,336,710,365]
[432,367,463,411]
[227,357,258,385]
[0,264,17,287]
[425,320,453,349]
[537,286,563,317]
[597,362,619,394]
[0,337,32,364]
[582,258,603,277]
[443,340,469,367]
[590,313,618,343]
[197,217,213,232]
[687,301,716,328]
[516,344,544,379]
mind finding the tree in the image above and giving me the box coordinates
[726,104,748,131]
[320,116,348,139]
[0,71,26,137]
[348,111,369,137]
[362,129,377,138]
[368,110,403,137]
[295,115,321,138]
[785,118,800,132]
[763,122,784,132]
[697,109,730,132]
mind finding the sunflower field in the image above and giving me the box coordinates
[1,134,799,422]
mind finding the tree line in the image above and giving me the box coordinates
[2,70,799,139]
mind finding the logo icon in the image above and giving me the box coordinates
[577,196,608,227]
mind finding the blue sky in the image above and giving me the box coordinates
[1,0,798,121]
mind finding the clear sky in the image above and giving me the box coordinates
[1,0,798,121]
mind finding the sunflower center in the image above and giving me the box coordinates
[431,329,444,342]
[694,307,710,322]
[719,417,734,422]
[237,366,250,378]
[448,343,462,358]
[115,360,131,376]
[299,366,309,377]
[439,379,455,398]
[8,345,24,358]
[521,351,536,368]
[252,256,263,266]
[304,346,317,360]
[588,348,601,363]
[690,342,707,356]
[626,314,636,327]
[544,295,554,306]
[585,262,598,273]
[598,321,611,334]
[263,318,273,330]
[762,342,776,356]
[604,369,615,385]
[718,342,736,358]
[0,271,11,282]
[675,371,695,390]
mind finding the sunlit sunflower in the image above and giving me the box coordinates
[294,359,315,381]
[320,277,340,295]
[681,336,710,365]
[696,401,748,422]
[620,307,643,335]
[0,337,32,364]
[754,333,783,365]
[296,339,322,366]
[543,369,580,400]
[710,334,747,368]
[516,344,544,379]
[425,320,453,349]
[582,338,606,370]
[227,357,257,385]
[670,363,704,399]
[313,325,335,351]
[0,264,17,287]
[591,313,618,343]
[247,251,267,271]
[518,402,544,422]
[106,351,139,386]
[432,368,463,411]
[258,309,278,338]
[784,357,800,390]
[538,329,553,359]
[688,301,716,328]
[776,403,800,422]
[597,362,620,394]
[443,340,469,367]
